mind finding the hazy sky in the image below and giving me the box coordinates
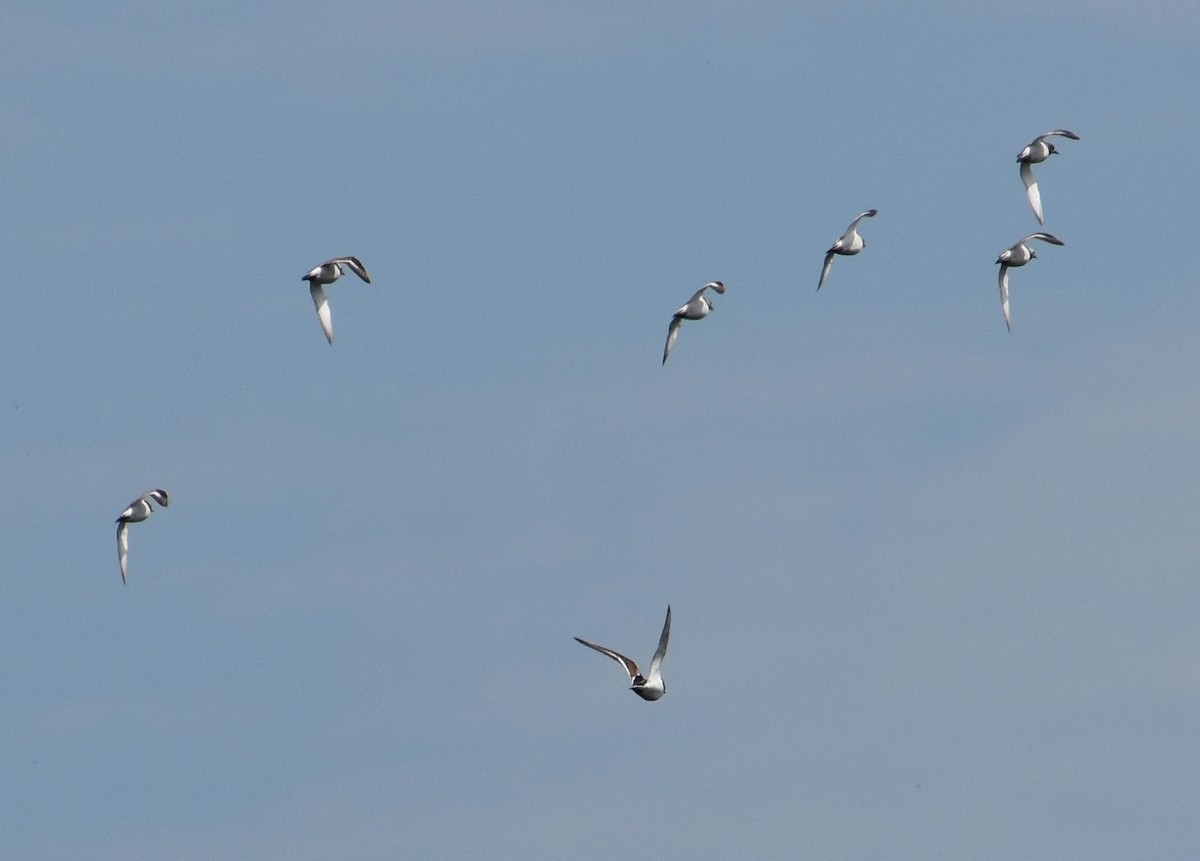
[3,2,1200,859]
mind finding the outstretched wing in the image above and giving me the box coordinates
[1041,129,1081,141]
[848,209,878,230]
[117,521,130,584]
[575,637,642,683]
[663,317,683,365]
[1023,232,1065,247]
[818,250,835,291]
[310,282,334,344]
[999,263,1011,333]
[648,605,671,679]
[1020,161,1043,225]
[333,256,371,283]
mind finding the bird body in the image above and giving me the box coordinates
[818,209,877,290]
[575,605,671,701]
[302,256,371,344]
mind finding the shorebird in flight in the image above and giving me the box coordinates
[818,209,877,290]
[1017,130,1080,225]
[663,282,724,365]
[996,232,1065,331]
[116,489,169,584]
[575,605,672,701]
[302,256,371,344]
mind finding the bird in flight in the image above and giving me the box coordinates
[663,282,725,365]
[116,489,169,584]
[996,232,1065,331]
[302,256,372,344]
[575,605,672,701]
[1016,130,1080,225]
[818,209,877,290]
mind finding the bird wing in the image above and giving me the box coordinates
[139,488,168,508]
[1024,232,1064,246]
[575,637,642,683]
[1042,129,1081,141]
[848,209,878,230]
[309,282,334,344]
[334,256,371,283]
[117,521,130,584]
[999,264,1011,332]
[663,316,682,365]
[648,605,671,679]
[818,250,835,291]
[1020,161,1043,225]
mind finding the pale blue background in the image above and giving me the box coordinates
[3,2,1199,858]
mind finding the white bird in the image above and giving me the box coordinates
[818,209,877,291]
[575,606,672,701]
[116,489,169,584]
[302,256,371,344]
[663,281,725,365]
[996,232,1065,331]
[1017,130,1080,225]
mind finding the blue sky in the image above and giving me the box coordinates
[3,1,1200,858]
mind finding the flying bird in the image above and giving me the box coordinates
[818,209,877,290]
[302,256,371,344]
[1017,130,1080,225]
[575,605,672,701]
[996,232,1065,331]
[663,281,725,365]
[116,489,169,584]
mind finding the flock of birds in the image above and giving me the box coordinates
[662,128,1081,363]
[113,128,1080,699]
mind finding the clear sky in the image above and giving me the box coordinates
[3,2,1199,858]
